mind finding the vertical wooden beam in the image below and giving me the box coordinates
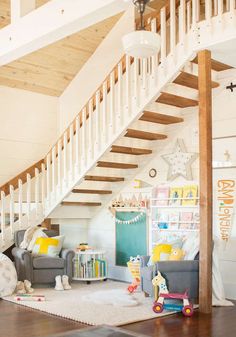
[198,50,213,314]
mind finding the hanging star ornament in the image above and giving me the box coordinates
[161,139,198,181]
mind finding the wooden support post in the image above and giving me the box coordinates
[198,50,213,314]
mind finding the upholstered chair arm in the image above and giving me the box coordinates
[61,248,75,281]
[12,247,33,282]
[140,255,150,267]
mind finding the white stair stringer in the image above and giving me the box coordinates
[1,2,236,252]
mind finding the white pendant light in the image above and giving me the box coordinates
[122,0,161,58]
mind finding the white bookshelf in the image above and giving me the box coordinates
[150,189,199,254]
[73,250,107,283]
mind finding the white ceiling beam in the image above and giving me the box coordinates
[11,0,36,23]
[0,0,129,66]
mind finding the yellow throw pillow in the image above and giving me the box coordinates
[152,244,172,263]
[32,235,65,257]
[169,248,185,261]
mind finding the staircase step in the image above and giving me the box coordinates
[85,175,124,182]
[125,129,167,141]
[192,56,233,71]
[156,92,198,108]
[140,111,184,125]
[72,189,112,195]
[111,145,152,155]
[97,161,138,169]
[61,201,102,207]
[173,71,219,89]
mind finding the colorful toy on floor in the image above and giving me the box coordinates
[127,256,141,293]
[152,271,194,317]
[14,294,45,302]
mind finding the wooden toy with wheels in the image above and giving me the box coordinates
[127,256,141,293]
[151,271,194,317]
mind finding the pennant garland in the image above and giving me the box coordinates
[115,212,145,225]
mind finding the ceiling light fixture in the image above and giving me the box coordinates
[122,0,161,58]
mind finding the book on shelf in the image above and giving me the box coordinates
[153,186,169,206]
[193,211,200,223]
[182,185,198,206]
[157,213,169,229]
[179,212,193,229]
[169,212,179,229]
[169,187,183,206]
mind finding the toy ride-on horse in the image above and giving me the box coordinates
[152,272,194,317]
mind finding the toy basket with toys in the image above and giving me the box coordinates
[127,256,141,293]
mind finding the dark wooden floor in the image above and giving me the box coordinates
[0,299,236,337]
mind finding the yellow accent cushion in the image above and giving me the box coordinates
[169,248,185,261]
[152,244,172,263]
[32,235,65,257]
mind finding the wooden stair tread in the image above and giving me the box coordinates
[174,71,219,89]
[140,111,183,125]
[125,129,167,141]
[72,189,112,194]
[97,161,138,169]
[192,56,233,71]
[156,92,198,108]
[85,175,124,182]
[61,202,102,206]
[111,145,152,155]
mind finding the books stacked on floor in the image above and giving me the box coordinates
[73,257,107,279]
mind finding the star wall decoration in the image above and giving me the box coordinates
[161,139,198,181]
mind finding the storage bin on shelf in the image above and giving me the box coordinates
[73,250,107,283]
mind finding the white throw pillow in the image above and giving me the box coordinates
[0,253,17,297]
[27,228,48,251]
[32,235,65,257]
[182,232,199,260]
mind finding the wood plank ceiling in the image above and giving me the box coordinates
[0,1,122,96]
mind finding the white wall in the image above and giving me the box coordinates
[58,7,134,133]
[0,86,58,186]
[54,219,88,249]
[87,112,199,282]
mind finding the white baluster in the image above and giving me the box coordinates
[109,71,115,135]
[26,173,31,226]
[63,132,68,186]
[125,55,131,114]
[214,0,218,16]
[229,0,235,13]
[95,91,101,152]
[187,1,191,31]
[196,0,200,21]
[179,0,186,46]
[217,0,223,16]
[88,99,94,161]
[117,62,123,128]
[52,146,56,197]
[46,153,51,201]
[1,191,6,243]
[133,58,139,107]
[35,168,39,219]
[81,108,87,168]
[160,7,166,65]
[57,139,62,194]
[170,0,176,54]
[9,185,14,237]
[226,0,230,11]
[41,163,45,210]
[102,82,108,144]
[69,124,74,181]
[75,116,80,175]
[150,19,157,78]
[142,58,148,96]
[205,0,212,22]
[18,179,23,228]
[192,0,198,28]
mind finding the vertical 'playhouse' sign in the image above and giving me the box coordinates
[217,180,236,242]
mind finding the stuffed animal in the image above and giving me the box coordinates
[152,244,172,263]
[169,248,185,261]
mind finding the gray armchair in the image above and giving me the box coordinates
[12,229,75,284]
[140,255,199,301]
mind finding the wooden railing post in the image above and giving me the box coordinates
[198,49,213,314]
